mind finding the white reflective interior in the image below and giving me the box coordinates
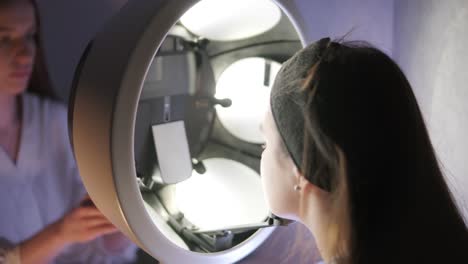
[215,58,282,144]
[175,158,269,230]
[180,0,281,41]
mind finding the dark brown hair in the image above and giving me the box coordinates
[301,41,468,263]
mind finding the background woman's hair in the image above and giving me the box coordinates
[301,40,468,263]
[1,0,57,99]
[28,0,56,99]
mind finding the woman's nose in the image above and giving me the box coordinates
[14,38,35,65]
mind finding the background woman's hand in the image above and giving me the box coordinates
[17,196,120,264]
[55,197,118,245]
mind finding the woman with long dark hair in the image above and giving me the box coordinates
[260,37,468,263]
[0,0,136,262]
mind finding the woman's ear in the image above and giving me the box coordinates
[293,166,329,195]
[292,166,309,192]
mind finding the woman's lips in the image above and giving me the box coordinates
[9,70,31,79]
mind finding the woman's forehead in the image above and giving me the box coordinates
[0,1,35,32]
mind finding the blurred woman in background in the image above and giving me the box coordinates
[0,0,136,263]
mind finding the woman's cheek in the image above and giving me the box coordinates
[260,152,276,211]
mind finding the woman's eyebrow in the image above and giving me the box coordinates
[0,25,36,33]
[0,26,12,32]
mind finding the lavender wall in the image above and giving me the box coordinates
[281,0,394,55]
[36,0,127,101]
[393,0,468,220]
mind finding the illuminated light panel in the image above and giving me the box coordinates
[215,57,281,143]
[180,0,281,41]
[175,158,269,230]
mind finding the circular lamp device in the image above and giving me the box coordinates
[180,0,281,41]
[69,0,306,263]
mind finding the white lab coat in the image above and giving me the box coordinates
[0,93,136,264]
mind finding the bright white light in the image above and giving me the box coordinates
[215,57,282,143]
[175,158,269,230]
[180,0,281,41]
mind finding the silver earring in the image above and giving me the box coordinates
[294,185,301,191]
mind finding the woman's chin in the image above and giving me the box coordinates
[271,209,299,222]
[1,81,28,96]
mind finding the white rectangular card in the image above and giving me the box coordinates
[151,121,192,184]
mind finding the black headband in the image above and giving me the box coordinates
[270,37,331,188]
